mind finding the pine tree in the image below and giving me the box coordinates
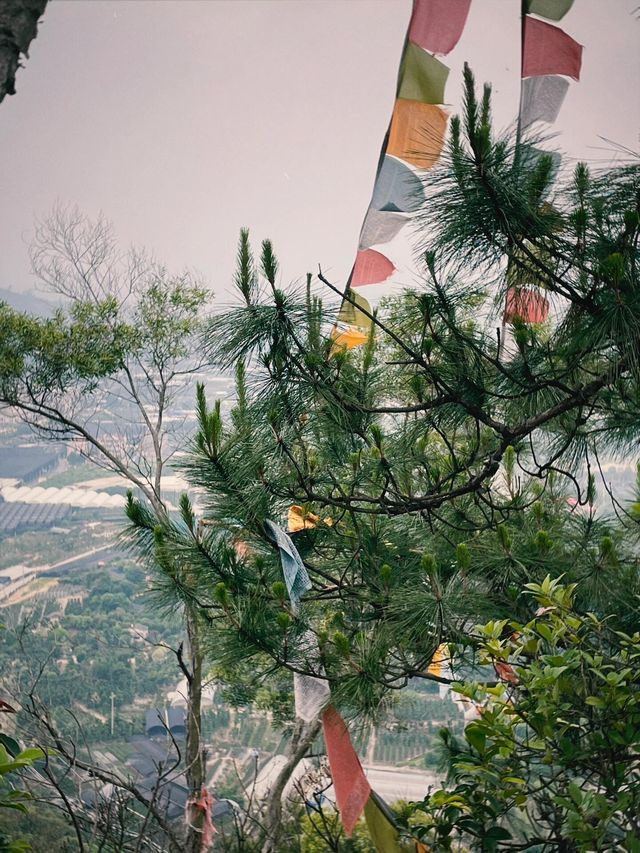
[125,73,639,850]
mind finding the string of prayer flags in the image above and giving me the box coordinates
[504,286,550,324]
[370,155,425,213]
[398,43,450,105]
[520,74,569,127]
[522,16,582,81]
[322,705,371,836]
[264,519,311,613]
[351,249,396,287]
[387,100,448,170]
[359,208,409,250]
[527,0,574,21]
[408,0,472,56]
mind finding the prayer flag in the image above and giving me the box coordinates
[409,0,472,56]
[520,74,569,126]
[294,672,332,721]
[387,99,448,170]
[337,290,373,330]
[522,16,582,80]
[322,705,371,836]
[364,794,413,852]
[294,631,332,721]
[330,326,370,351]
[398,42,450,105]
[359,209,409,249]
[494,660,519,685]
[371,155,425,213]
[288,505,320,532]
[264,520,312,612]
[504,286,549,324]
[426,643,448,677]
[527,0,574,21]
[351,249,395,287]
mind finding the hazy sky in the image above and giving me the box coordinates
[1,0,637,304]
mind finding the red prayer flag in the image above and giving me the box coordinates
[522,16,582,81]
[322,705,371,836]
[351,249,395,287]
[504,287,549,324]
[409,0,472,56]
[494,661,520,685]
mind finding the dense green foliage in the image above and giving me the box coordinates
[402,578,640,850]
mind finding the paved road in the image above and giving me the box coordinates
[363,764,439,802]
[39,546,128,576]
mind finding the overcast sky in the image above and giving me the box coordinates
[1,0,637,305]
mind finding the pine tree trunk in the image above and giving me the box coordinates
[260,717,322,853]
[184,604,206,853]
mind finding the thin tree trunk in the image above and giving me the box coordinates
[260,717,322,853]
[184,604,207,853]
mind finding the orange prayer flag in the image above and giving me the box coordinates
[426,643,448,677]
[408,0,472,56]
[387,99,448,170]
[288,505,320,532]
[351,249,395,288]
[322,705,371,836]
[504,287,549,324]
[330,326,369,351]
[522,16,582,81]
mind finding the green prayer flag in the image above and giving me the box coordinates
[338,291,373,331]
[398,42,449,105]
[527,0,574,20]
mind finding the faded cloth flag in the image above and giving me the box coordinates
[351,249,395,287]
[398,42,449,105]
[293,631,332,721]
[522,16,582,80]
[370,155,425,213]
[387,99,448,170]
[264,519,311,612]
[322,705,371,836]
[520,74,569,126]
[358,209,408,250]
[408,0,472,56]
[527,0,574,21]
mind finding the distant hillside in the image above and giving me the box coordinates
[0,287,57,316]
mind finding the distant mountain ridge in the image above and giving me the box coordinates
[0,287,58,316]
